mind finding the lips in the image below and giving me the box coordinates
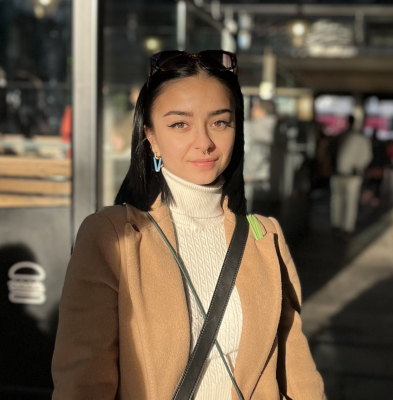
[191,158,218,163]
[190,158,218,168]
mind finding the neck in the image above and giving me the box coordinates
[161,167,224,219]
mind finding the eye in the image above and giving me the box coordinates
[212,120,232,129]
[168,122,188,129]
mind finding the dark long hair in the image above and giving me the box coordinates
[114,61,247,215]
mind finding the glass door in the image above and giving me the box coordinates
[0,1,72,398]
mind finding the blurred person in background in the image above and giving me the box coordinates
[244,99,277,212]
[52,50,325,400]
[330,115,372,239]
[313,122,332,191]
[387,140,393,164]
[361,129,391,207]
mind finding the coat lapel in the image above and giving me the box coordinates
[222,201,282,400]
[125,196,191,399]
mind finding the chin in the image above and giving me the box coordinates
[186,170,220,186]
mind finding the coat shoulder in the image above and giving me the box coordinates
[99,204,129,228]
[74,205,129,240]
[253,214,279,236]
[253,215,293,265]
[99,203,153,234]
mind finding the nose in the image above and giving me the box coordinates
[193,124,214,153]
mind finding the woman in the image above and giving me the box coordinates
[52,51,325,400]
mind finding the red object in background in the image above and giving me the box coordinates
[316,114,349,136]
[363,115,390,131]
[60,105,72,159]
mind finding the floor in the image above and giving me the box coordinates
[289,185,393,400]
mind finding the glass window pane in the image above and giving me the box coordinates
[0,0,72,209]
[0,0,73,395]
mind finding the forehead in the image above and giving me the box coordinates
[153,75,232,113]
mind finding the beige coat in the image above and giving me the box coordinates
[52,195,326,400]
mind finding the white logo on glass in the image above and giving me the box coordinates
[7,262,46,305]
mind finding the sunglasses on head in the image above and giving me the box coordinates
[148,50,238,81]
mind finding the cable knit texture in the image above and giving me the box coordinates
[162,167,243,400]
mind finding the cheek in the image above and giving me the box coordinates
[217,132,236,158]
[157,130,189,159]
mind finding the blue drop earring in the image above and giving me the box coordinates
[153,153,162,172]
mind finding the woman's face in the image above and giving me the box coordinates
[145,74,236,185]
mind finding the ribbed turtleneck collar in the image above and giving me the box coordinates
[161,167,224,220]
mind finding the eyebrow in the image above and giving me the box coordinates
[163,109,232,117]
[163,110,193,117]
[209,108,232,117]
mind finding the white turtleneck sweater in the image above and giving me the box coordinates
[161,167,243,400]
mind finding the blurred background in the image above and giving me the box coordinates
[1,0,393,399]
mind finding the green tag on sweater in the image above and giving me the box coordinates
[246,214,264,240]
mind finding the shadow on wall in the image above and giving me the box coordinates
[0,243,55,399]
[310,276,393,400]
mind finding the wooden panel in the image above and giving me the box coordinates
[0,178,71,195]
[0,195,71,208]
[0,157,72,178]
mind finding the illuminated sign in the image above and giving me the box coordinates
[7,262,46,305]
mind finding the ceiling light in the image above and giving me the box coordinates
[39,0,52,5]
[287,20,310,47]
[259,82,274,100]
[292,22,306,37]
[143,37,162,54]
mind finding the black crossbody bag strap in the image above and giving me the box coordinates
[172,214,248,400]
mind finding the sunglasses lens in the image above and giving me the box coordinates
[153,51,189,70]
[199,51,235,70]
[149,50,237,79]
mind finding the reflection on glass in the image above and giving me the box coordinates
[0,0,72,208]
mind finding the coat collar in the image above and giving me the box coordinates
[125,194,282,399]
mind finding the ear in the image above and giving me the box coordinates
[144,125,160,157]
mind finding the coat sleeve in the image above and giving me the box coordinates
[270,218,326,400]
[52,212,120,399]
